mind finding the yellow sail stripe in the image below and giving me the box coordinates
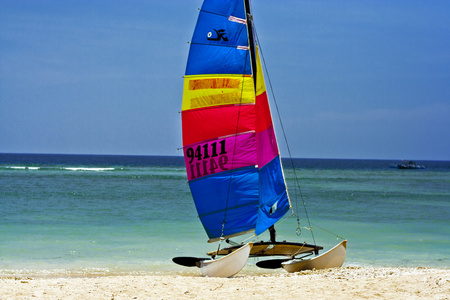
[255,46,267,97]
[182,74,255,111]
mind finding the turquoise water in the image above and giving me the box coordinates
[1,154,449,276]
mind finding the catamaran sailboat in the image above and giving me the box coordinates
[173,0,347,277]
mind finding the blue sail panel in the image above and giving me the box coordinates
[189,167,259,240]
[191,11,248,47]
[186,43,251,76]
[255,156,290,235]
[201,0,246,20]
[185,2,250,76]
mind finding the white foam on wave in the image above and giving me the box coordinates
[6,166,41,170]
[64,167,115,172]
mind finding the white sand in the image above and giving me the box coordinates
[1,267,448,299]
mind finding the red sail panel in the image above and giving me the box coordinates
[182,104,256,146]
[255,91,273,133]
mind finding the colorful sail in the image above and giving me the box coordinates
[182,0,291,242]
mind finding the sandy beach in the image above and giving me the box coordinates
[1,267,448,299]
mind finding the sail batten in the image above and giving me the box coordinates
[182,0,290,241]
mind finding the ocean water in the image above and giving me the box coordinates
[1,153,449,276]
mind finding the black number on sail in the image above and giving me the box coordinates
[186,140,228,179]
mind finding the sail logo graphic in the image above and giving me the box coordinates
[207,29,228,41]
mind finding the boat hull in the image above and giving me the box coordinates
[281,240,347,272]
[200,242,253,277]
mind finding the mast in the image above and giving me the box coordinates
[244,0,257,89]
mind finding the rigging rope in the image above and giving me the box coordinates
[309,221,346,240]
[253,31,345,242]
[253,29,317,246]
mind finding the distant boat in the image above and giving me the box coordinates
[173,0,346,277]
[396,161,425,169]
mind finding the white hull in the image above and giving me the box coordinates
[200,242,253,277]
[281,240,347,272]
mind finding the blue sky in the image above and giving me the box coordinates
[1,0,449,160]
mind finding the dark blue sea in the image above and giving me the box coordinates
[1,153,449,276]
